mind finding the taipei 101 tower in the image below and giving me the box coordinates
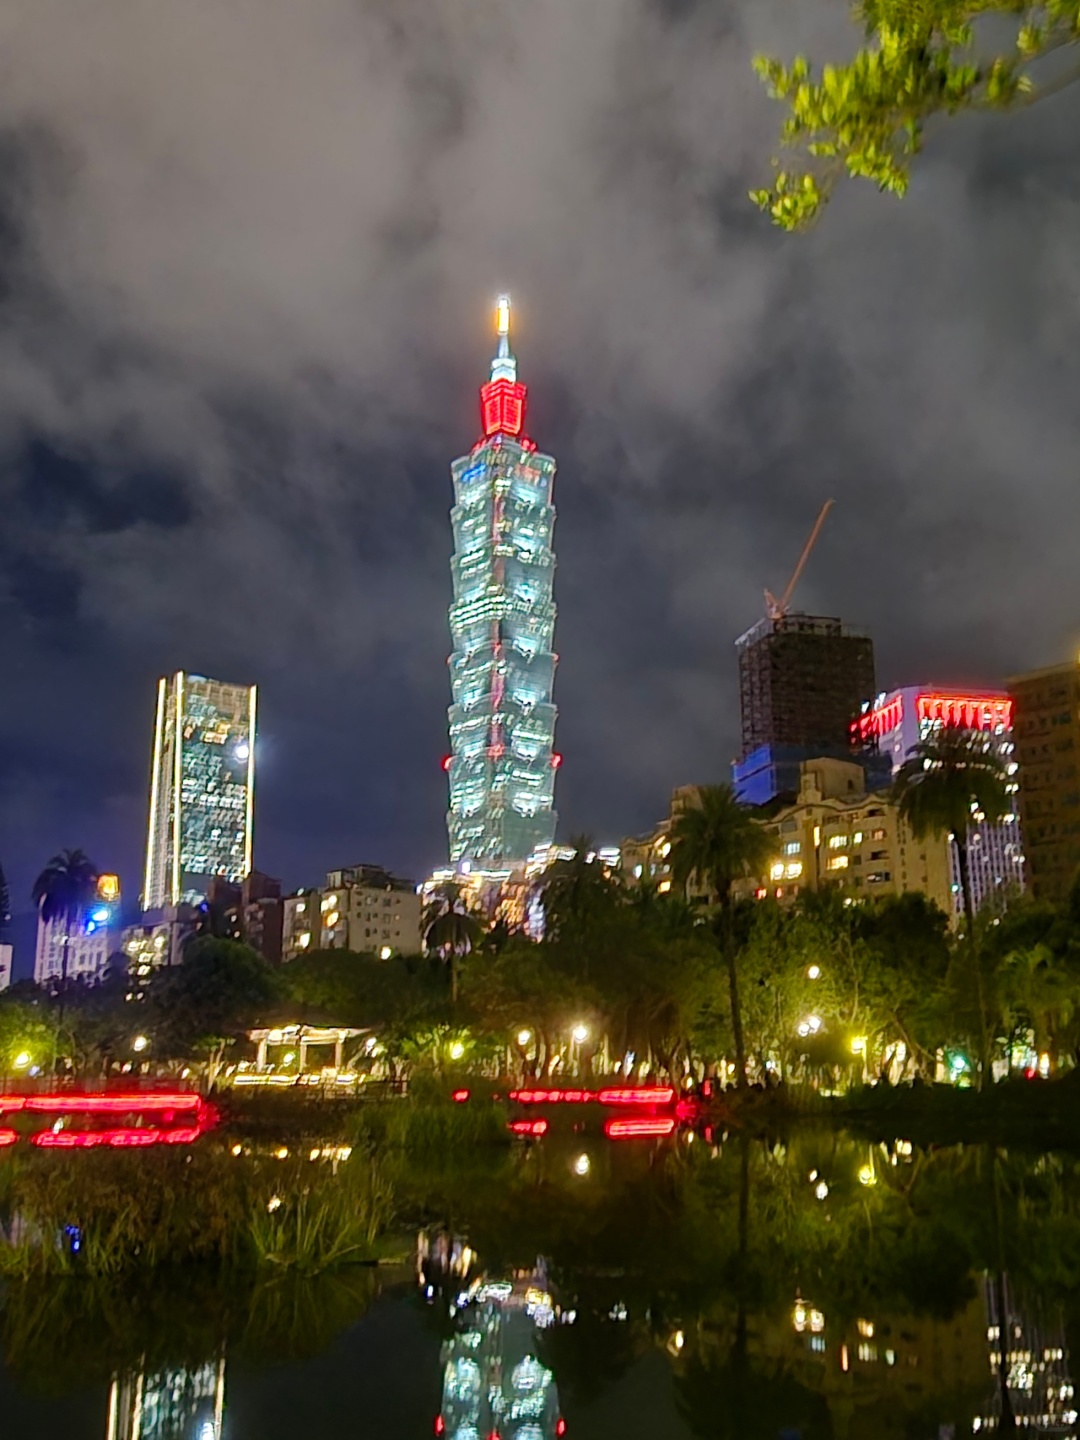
[445,296,559,868]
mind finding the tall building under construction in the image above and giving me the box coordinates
[733,614,880,805]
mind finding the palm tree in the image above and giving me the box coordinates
[892,725,1008,938]
[668,785,773,1088]
[31,848,101,984]
[424,885,484,1004]
[893,725,1008,1085]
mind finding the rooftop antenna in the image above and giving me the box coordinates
[764,499,835,623]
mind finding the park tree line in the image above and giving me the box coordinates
[4,725,1080,1088]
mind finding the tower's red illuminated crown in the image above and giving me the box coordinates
[479,294,528,440]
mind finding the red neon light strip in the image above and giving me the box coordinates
[22,1092,202,1115]
[597,1087,675,1106]
[0,1128,17,1147]
[508,1118,549,1137]
[604,1117,677,1139]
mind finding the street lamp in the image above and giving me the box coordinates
[571,1023,589,1044]
[807,965,821,980]
[449,1040,465,1061]
[517,1029,532,1047]
[13,1051,31,1070]
[132,1035,150,1054]
[573,1153,590,1177]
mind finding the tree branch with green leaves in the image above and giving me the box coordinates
[752,0,1080,230]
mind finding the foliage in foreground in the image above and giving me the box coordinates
[753,0,1080,229]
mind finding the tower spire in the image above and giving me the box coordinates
[491,292,517,382]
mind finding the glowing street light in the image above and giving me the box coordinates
[797,1015,823,1038]
[132,1035,150,1053]
[573,1153,590,1177]
[449,1040,465,1061]
[517,1029,533,1047]
[379,945,393,960]
[850,1036,866,1055]
[571,1023,589,1044]
[815,1180,829,1200]
[13,1051,31,1070]
[807,965,821,980]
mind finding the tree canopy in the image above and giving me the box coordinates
[752,0,1080,230]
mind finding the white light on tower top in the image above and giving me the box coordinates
[491,293,516,382]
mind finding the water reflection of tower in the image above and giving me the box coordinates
[106,1357,225,1440]
[422,1234,566,1440]
[981,1276,1077,1433]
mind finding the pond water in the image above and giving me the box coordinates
[2,1125,1079,1438]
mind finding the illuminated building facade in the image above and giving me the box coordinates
[142,672,257,909]
[0,943,11,991]
[281,866,422,960]
[1008,659,1080,904]
[445,296,559,869]
[34,873,122,985]
[633,768,953,914]
[858,686,1024,913]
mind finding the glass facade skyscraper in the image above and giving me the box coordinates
[445,297,559,868]
[142,671,257,908]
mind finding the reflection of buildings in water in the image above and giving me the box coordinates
[421,1235,565,1440]
[764,1292,991,1437]
[979,1276,1077,1434]
[106,1357,225,1440]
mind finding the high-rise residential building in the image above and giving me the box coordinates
[0,943,11,991]
[733,614,882,805]
[1008,659,1080,904]
[204,870,283,963]
[445,295,559,870]
[857,686,1024,913]
[626,763,953,916]
[34,872,122,985]
[142,672,257,909]
[282,865,423,960]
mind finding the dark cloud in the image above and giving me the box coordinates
[0,0,1078,945]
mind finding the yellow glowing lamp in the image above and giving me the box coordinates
[98,874,120,901]
[496,294,511,337]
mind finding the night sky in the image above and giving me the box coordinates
[2,2,1079,965]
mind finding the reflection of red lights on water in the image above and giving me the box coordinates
[597,1087,675,1107]
[509,1087,675,1106]
[30,1124,209,1149]
[508,1118,549,1137]
[604,1117,677,1139]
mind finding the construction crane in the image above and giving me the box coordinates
[763,499,835,623]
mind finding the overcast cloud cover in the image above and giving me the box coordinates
[1,0,1079,942]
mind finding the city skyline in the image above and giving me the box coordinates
[1,3,1079,946]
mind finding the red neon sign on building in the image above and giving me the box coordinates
[916,693,1012,732]
[480,378,528,439]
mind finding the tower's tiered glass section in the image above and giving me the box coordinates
[446,297,559,867]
